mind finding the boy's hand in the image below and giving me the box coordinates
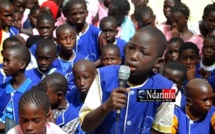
[199,68,210,79]
[103,87,129,112]
[187,65,196,81]
[171,28,180,37]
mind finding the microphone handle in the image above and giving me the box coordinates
[116,79,127,122]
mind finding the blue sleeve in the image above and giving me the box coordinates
[23,19,33,29]
[208,75,215,92]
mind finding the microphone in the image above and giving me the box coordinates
[116,65,130,122]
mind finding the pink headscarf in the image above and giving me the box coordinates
[40,1,59,19]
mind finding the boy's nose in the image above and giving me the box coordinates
[130,51,138,61]
[25,123,34,132]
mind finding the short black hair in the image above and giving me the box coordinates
[101,43,120,57]
[37,13,55,26]
[68,0,87,10]
[109,0,130,15]
[18,89,50,114]
[138,26,167,57]
[168,37,184,45]
[163,62,187,81]
[203,3,215,18]
[100,16,118,29]
[29,5,40,15]
[179,42,199,58]
[171,3,190,18]
[56,24,75,38]
[4,45,31,69]
[0,0,12,8]
[2,36,22,50]
[36,39,57,55]
[204,35,215,44]
[41,72,68,95]
[135,6,154,20]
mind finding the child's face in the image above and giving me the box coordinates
[125,32,159,76]
[19,103,47,134]
[100,21,118,43]
[101,48,121,66]
[73,66,95,93]
[137,15,155,28]
[57,29,76,53]
[29,9,40,28]
[0,5,14,28]
[46,86,59,109]
[203,11,215,32]
[202,38,215,60]
[132,0,148,9]
[2,49,22,76]
[188,85,213,115]
[36,47,56,73]
[12,13,22,30]
[37,19,54,39]
[13,0,26,14]
[170,12,187,31]
[179,49,199,69]
[69,3,88,26]
[166,42,181,62]
[163,0,176,20]
[163,68,184,89]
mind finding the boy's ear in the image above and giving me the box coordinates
[154,57,165,68]
[186,97,192,106]
[57,91,63,99]
[118,57,122,65]
[1,50,3,55]
[20,61,27,70]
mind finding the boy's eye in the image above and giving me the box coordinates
[33,118,41,123]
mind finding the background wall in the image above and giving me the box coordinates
[128,0,213,25]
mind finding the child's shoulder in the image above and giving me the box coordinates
[115,37,127,45]
[46,122,67,134]
[150,72,174,86]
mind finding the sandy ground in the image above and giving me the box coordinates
[128,0,213,25]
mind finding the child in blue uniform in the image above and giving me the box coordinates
[100,44,122,66]
[53,24,86,75]
[0,0,19,63]
[66,0,102,63]
[65,60,96,134]
[29,13,55,57]
[172,78,215,134]
[199,35,215,79]
[99,16,127,60]
[163,62,187,107]
[0,45,34,132]
[26,39,66,85]
[80,26,176,134]
[41,73,78,133]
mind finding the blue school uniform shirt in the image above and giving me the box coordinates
[208,75,215,92]
[66,88,83,110]
[53,51,86,75]
[80,65,176,134]
[75,24,100,62]
[25,68,66,85]
[55,103,79,128]
[172,106,215,134]
[0,78,34,123]
[23,19,33,29]
[115,38,127,60]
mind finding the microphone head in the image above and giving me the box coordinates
[118,65,130,80]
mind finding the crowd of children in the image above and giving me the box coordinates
[0,0,215,133]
